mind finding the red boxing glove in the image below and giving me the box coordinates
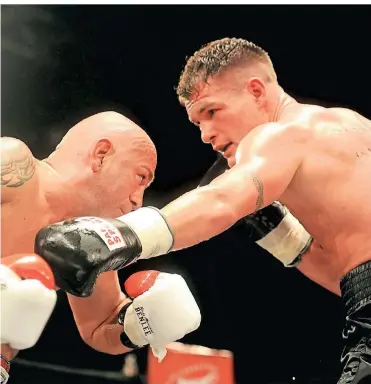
[4,253,56,290]
[124,270,160,298]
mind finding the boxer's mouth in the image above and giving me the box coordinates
[215,143,232,154]
[221,143,232,155]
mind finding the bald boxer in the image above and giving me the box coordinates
[36,39,371,383]
[1,111,200,381]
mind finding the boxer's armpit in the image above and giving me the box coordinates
[252,174,264,211]
[1,138,36,189]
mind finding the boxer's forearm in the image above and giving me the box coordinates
[67,271,131,355]
[71,295,133,355]
[160,161,270,251]
[0,344,18,362]
[87,298,133,355]
[162,186,240,250]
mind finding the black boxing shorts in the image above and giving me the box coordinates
[339,261,371,383]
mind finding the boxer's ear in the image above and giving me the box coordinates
[246,77,266,104]
[90,138,112,172]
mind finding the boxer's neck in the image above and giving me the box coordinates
[270,89,299,122]
[38,160,77,220]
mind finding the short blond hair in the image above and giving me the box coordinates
[176,37,276,105]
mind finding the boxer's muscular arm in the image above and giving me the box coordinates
[33,123,309,297]
[1,138,38,204]
[163,123,309,250]
[67,271,132,355]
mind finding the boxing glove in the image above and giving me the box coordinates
[118,270,201,362]
[35,212,173,297]
[0,255,57,350]
[242,201,312,267]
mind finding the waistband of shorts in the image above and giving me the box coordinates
[340,260,371,315]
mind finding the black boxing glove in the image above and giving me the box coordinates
[34,209,174,297]
[242,201,313,267]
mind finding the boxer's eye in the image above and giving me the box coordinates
[191,120,200,127]
[137,175,146,184]
[208,109,216,117]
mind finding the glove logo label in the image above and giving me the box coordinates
[75,217,126,251]
[134,306,153,336]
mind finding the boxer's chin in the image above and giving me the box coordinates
[227,156,236,168]
[120,200,137,215]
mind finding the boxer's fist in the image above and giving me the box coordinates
[0,254,57,350]
[119,271,201,361]
[1,367,9,384]
[243,201,312,267]
[34,217,144,297]
[34,209,173,297]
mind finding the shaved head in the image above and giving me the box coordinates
[55,111,154,154]
[46,111,157,217]
[69,111,148,137]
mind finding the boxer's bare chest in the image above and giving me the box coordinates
[279,107,371,277]
[1,198,60,258]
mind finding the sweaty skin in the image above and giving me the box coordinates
[159,93,371,297]
[1,112,157,358]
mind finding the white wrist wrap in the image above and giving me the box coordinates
[117,207,173,259]
[0,367,9,384]
[256,211,312,267]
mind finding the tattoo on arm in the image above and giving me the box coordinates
[252,174,264,211]
[1,147,36,188]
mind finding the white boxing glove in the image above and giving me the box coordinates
[118,271,201,361]
[0,255,57,350]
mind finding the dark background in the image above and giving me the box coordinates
[2,4,371,384]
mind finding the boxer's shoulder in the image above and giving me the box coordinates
[239,121,312,157]
[1,137,33,158]
[293,105,370,138]
[1,137,39,204]
[287,104,352,130]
